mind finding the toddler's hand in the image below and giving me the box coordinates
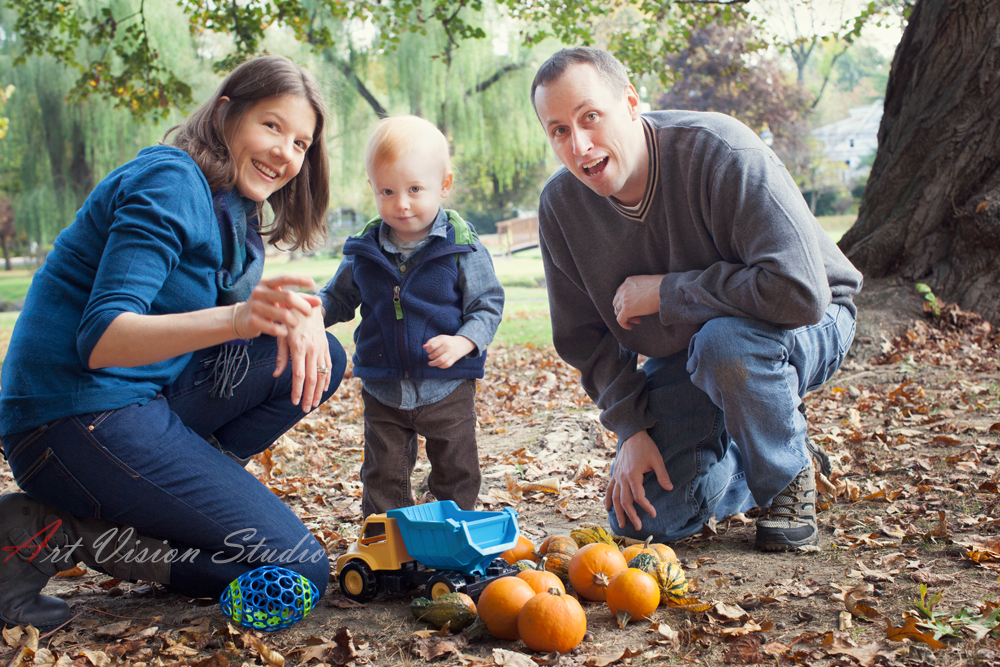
[424,335,476,369]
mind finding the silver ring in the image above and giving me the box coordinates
[317,365,329,374]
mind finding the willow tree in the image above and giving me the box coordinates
[389,25,550,230]
[837,0,1000,323]
[312,16,550,231]
[0,2,201,250]
[4,0,746,120]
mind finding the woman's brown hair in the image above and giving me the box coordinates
[164,56,330,252]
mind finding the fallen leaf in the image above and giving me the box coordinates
[664,597,713,613]
[80,650,110,667]
[93,621,132,637]
[885,617,945,649]
[253,642,285,667]
[721,633,766,663]
[827,640,894,666]
[330,627,362,666]
[712,602,749,622]
[2,626,23,647]
[5,646,27,667]
[910,570,956,586]
[520,477,561,494]
[719,620,764,637]
[572,461,595,481]
[32,649,57,667]
[190,652,229,667]
[406,634,467,661]
[654,622,680,644]
[18,626,38,652]
[761,642,789,656]
[583,647,645,666]
[493,648,535,666]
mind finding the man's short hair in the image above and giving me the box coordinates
[530,47,631,109]
[365,115,451,178]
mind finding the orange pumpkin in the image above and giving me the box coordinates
[501,535,538,565]
[517,557,566,594]
[477,576,536,640]
[539,535,578,557]
[649,542,678,564]
[621,536,656,563]
[567,543,627,601]
[517,588,587,653]
[621,536,678,564]
[606,568,660,622]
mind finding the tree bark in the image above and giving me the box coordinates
[838,0,1000,324]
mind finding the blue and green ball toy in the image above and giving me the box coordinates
[220,566,319,631]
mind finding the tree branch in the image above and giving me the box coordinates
[326,53,388,118]
[810,44,849,109]
[465,63,527,96]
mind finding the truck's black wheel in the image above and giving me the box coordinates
[340,560,378,602]
[426,572,466,600]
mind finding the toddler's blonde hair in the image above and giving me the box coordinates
[365,115,451,177]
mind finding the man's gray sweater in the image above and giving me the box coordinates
[538,111,863,441]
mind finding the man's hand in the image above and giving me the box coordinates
[613,274,664,330]
[605,430,673,532]
[424,335,476,369]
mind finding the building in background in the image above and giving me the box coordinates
[812,100,883,182]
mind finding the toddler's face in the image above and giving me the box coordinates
[368,151,453,243]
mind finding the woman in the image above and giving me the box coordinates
[0,56,346,631]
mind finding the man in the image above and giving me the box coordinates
[531,47,862,550]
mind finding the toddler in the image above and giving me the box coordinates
[319,115,504,517]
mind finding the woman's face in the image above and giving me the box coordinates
[225,94,318,202]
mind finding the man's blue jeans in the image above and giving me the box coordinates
[0,334,346,598]
[609,303,856,542]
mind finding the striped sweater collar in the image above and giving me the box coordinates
[608,117,659,222]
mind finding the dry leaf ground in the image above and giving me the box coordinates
[3,278,1000,667]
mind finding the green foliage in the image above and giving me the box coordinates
[913,584,1000,642]
[915,283,939,317]
[2,0,752,122]
[9,0,192,120]
[832,44,888,94]
[0,84,13,140]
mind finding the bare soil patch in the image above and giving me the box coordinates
[4,279,1000,667]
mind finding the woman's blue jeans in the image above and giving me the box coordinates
[0,334,347,598]
[609,303,856,542]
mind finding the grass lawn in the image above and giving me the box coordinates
[0,220,856,363]
[817,214,856,243]
[0,254,555,364]
[0,268,38,304]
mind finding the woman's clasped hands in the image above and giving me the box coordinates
[233,274,333,412]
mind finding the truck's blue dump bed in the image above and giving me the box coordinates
[386,501,520,576]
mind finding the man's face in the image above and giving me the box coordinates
[534,63,644,203]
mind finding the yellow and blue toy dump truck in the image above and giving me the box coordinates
[336,500,520,603]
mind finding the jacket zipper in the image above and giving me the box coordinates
[394,285,410,378]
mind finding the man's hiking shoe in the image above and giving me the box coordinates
[755,460,818,551]
[805,436,831,478]
[798,403,832,477]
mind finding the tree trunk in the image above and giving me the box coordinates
[838,0,1000,324]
